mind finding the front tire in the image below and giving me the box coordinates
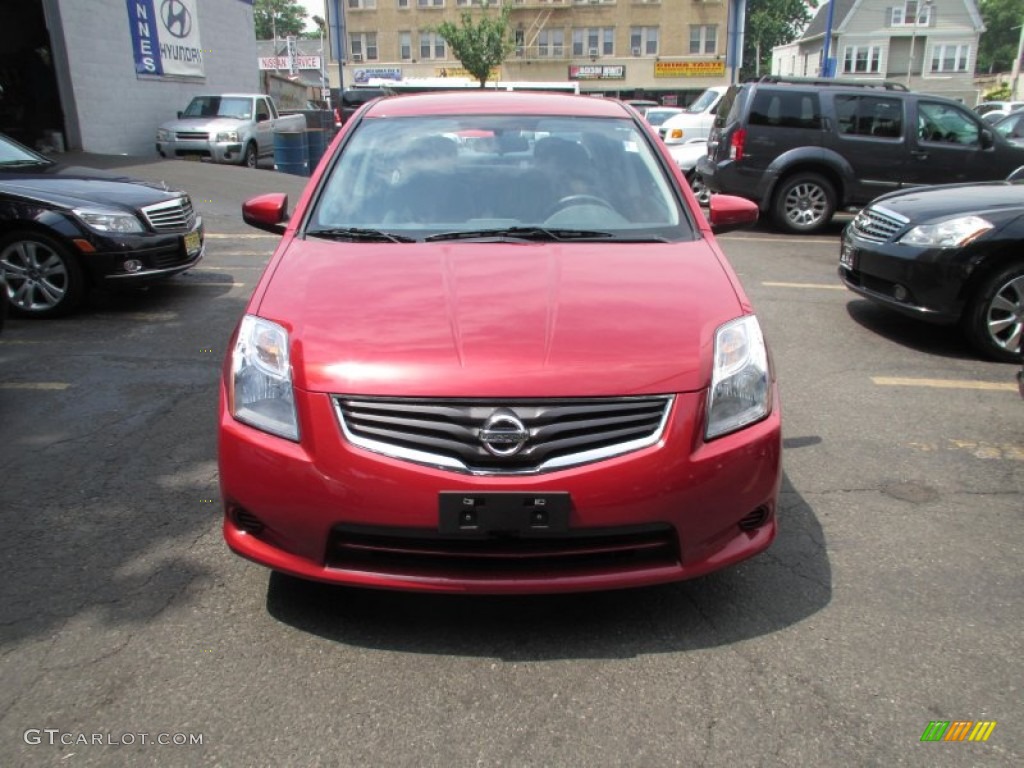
[771,173,836,234]
[962,262,1024,363]
[687,171,710,207]
[0,231,85,318]
[242,141,258,169]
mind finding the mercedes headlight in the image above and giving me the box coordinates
[215,130,240,143]
[230,315,299,441]
[898,215,993,248]
[706,315,771,440]
[74,208,145,233]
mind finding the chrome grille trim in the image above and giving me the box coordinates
[851,204,909,243]
[333,396,675,475]
[141,196,195,232]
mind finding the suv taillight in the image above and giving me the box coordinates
[729,128,746,161]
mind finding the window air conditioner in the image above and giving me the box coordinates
[632,47,641,56]
[588,48,599,57]
[352,53,363,62]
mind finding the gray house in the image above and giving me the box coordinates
[772,0,984,104]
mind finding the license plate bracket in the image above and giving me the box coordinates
[439,492,571,535]
[184,230,201,256]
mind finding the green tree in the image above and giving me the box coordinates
[977,0,1022,73]
[434,4,517,87]
[743,0,814,78]
[254,0,308,40]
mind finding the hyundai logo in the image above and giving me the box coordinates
[479,411,529,457]
[161,0,192,39]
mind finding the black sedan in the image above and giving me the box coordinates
[839,180,1024,362]
[0,133,203,317]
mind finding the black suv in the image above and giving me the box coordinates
[697,78,1024,233]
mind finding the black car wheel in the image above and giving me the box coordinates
[687,171,711,207]
[0,232,84,318]
[963,262,1024,363]
[242,142,258,169]
[772,173,836,234]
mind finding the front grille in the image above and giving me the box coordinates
[174,131,209,141]
[326,524,680,576]
[334,396,674,474]
[141,196,195,232]
[851,205,908,242]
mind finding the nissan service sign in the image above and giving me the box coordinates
[126,0,205,78]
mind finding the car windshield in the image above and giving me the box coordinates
[309,114,692,241]
[183,96,252,120]
[0,134,51,167]
[646,109,681,126]
[686,88,719,113]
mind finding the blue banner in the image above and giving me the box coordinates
[126,0,163,76]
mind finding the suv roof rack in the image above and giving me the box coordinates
[747,76,909,92]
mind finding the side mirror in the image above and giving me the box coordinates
[242,193,289,235]
[980,128,994,149]
[708,194,759,234]
[177,111,183,119]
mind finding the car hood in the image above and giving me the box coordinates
[0,164,182,210]
[257,240,742,397]
[160,117,245,133]
[872,181,1024,222]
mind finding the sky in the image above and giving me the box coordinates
[296,0,328,31]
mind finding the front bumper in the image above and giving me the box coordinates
[156,139,244,164]
[80,219,205,286]
[219,386,782,594]
[837,227,965,324]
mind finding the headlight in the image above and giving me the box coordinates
[230,315,299,441]
[73,208,145,233]
[156,129,171,142]
[215,130,239,143]
[898,215,993,247]
[706,315,771,440]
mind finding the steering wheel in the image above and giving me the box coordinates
[544,194,617,217]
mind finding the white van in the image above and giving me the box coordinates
[659,86,728,144]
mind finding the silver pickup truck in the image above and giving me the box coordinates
[155,93,305,167]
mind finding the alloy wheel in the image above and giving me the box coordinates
[783,181,829,229]
[985,273,1024,356]
[0,239,70,313]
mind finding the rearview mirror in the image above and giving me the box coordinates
[708,194,758,234]
[242,193,289,235]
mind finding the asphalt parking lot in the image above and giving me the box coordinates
[0,153,1020,767]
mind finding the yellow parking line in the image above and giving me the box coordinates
[762,281,846,290]
[0,382,70,390]
[873,376,1017,392]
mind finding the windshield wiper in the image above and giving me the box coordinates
[425,226,614,243]
[306,227,415,243]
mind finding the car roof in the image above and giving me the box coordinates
[363,91,633,119]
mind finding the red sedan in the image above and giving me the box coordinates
[219,91,781,594]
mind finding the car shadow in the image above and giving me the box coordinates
[264,471,830,660]
[844,299,978,360]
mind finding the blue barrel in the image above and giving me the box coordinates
[273,130,309,176]
[305,129,326,174]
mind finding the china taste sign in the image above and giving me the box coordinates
[655,61,726,78]
[569,65,625,81]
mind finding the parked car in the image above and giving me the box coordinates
[0,132,203,317]
[838,176,1024,362]
[0,273,7,333]
[220,91,779,595]
[992,110,1024,146]
[155,93,306,167]
[974,101,1024,123]
[338,87,393,126]
[659,86,728,145]
[698,77,1024,233]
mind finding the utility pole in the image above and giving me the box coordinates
[1011,22,1024,100]
[906,1,933,89]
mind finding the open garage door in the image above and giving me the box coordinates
[0,0,64,150]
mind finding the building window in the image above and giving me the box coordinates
[456,0,488,4]
[539,29,565,58]
[891,1,932,26]
[689,26,717,55]
[930,43,970,73]
[629,27,658,56]
[573,28,613,57]
[399,31,411,60]
[398,0,409,7]
[419,32,446,59]
[842,45,882,74]
[417,0,444,6]
[349,32,379,61]
[348,0,376,8]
